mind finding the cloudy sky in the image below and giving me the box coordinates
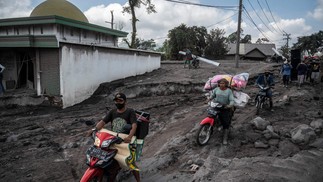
[1,0,322,48]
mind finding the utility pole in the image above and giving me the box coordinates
[283,32,291,49]
[105,10,115,29]
[235,0,243,68]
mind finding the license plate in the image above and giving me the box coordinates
[86,146,115,161]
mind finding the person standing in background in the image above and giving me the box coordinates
[296,60,308,89]
[280,60,292,87]
[311,60,321,85]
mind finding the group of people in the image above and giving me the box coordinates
[278,58,321,89]
[85,83,236,181]
[296,59,321,89]
[84,57,321,181]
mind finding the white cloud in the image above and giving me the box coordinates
[2,0,317,49]
[308,0,323,22]
[84,3,130,30]
[84,0,236,46]
[0,0,32,18]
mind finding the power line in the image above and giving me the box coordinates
[257,0,278,33]
[242,13,272,41]
[206,12,239,28]
[264,0,285,34]
[164,0,238,10]
[246,0,273,33]
[243,6,272,42]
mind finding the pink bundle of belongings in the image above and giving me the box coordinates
[204,73,249,91]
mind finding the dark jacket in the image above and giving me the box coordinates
[256,73,275,87]
[296,63,307,75]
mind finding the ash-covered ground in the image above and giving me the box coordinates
[1,60,323,182]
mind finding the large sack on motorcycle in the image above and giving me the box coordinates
[204,74,233,90]
[231,73,249,90]
[100,129,140,171]
[233,90,250,107]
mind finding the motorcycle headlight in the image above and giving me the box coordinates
[94,137,100,147]
[101,140,112,148]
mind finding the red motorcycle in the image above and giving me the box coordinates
[80,130,123,182]
[196,101,226,146]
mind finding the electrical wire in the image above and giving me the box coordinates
[206,12,239,28]
[246,0,273,33]
[257,0,278,33]
[164,0,238,10]
[243,6,272,42]
[264,0,285,34]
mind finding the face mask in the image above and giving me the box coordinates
[115,103,125,110]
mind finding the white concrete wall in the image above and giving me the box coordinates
[60,44,160,108]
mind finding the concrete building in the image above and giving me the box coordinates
[226,43,276,61]
[0,0,161,108]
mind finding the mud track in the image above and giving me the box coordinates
[0,60,323,182]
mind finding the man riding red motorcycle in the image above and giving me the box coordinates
[208,78,234,145]
[85,92,140,182]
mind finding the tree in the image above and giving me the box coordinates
[228,31,251,44]
[136,38,157,50]
[167,24,193,59]
[241,34,252,43]
[256,37,269,44]
[292,31,323,55]
[227,31,238,43]
[166,24,208,60]
[123,0,156,48]
[155,39,170,60]
[204,28,228,60]
[190,26,208,56]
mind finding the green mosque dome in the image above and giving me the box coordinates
[30,0,89,23]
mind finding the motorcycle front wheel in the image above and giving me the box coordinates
[255,96,262,115]
[196,124,213,146]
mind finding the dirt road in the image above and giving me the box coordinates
[0,60,323,182]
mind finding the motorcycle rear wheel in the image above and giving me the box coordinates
[196,124,213,146]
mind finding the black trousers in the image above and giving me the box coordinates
[219,108,232,129]
[282,75,290,85]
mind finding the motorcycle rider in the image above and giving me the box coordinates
[208,78,234,145]
[184,48,193,68]
[86,92,140,182]
[255,70,275,111]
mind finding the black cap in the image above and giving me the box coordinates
[113,92,126,101]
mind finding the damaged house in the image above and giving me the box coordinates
[0,0,161,108]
